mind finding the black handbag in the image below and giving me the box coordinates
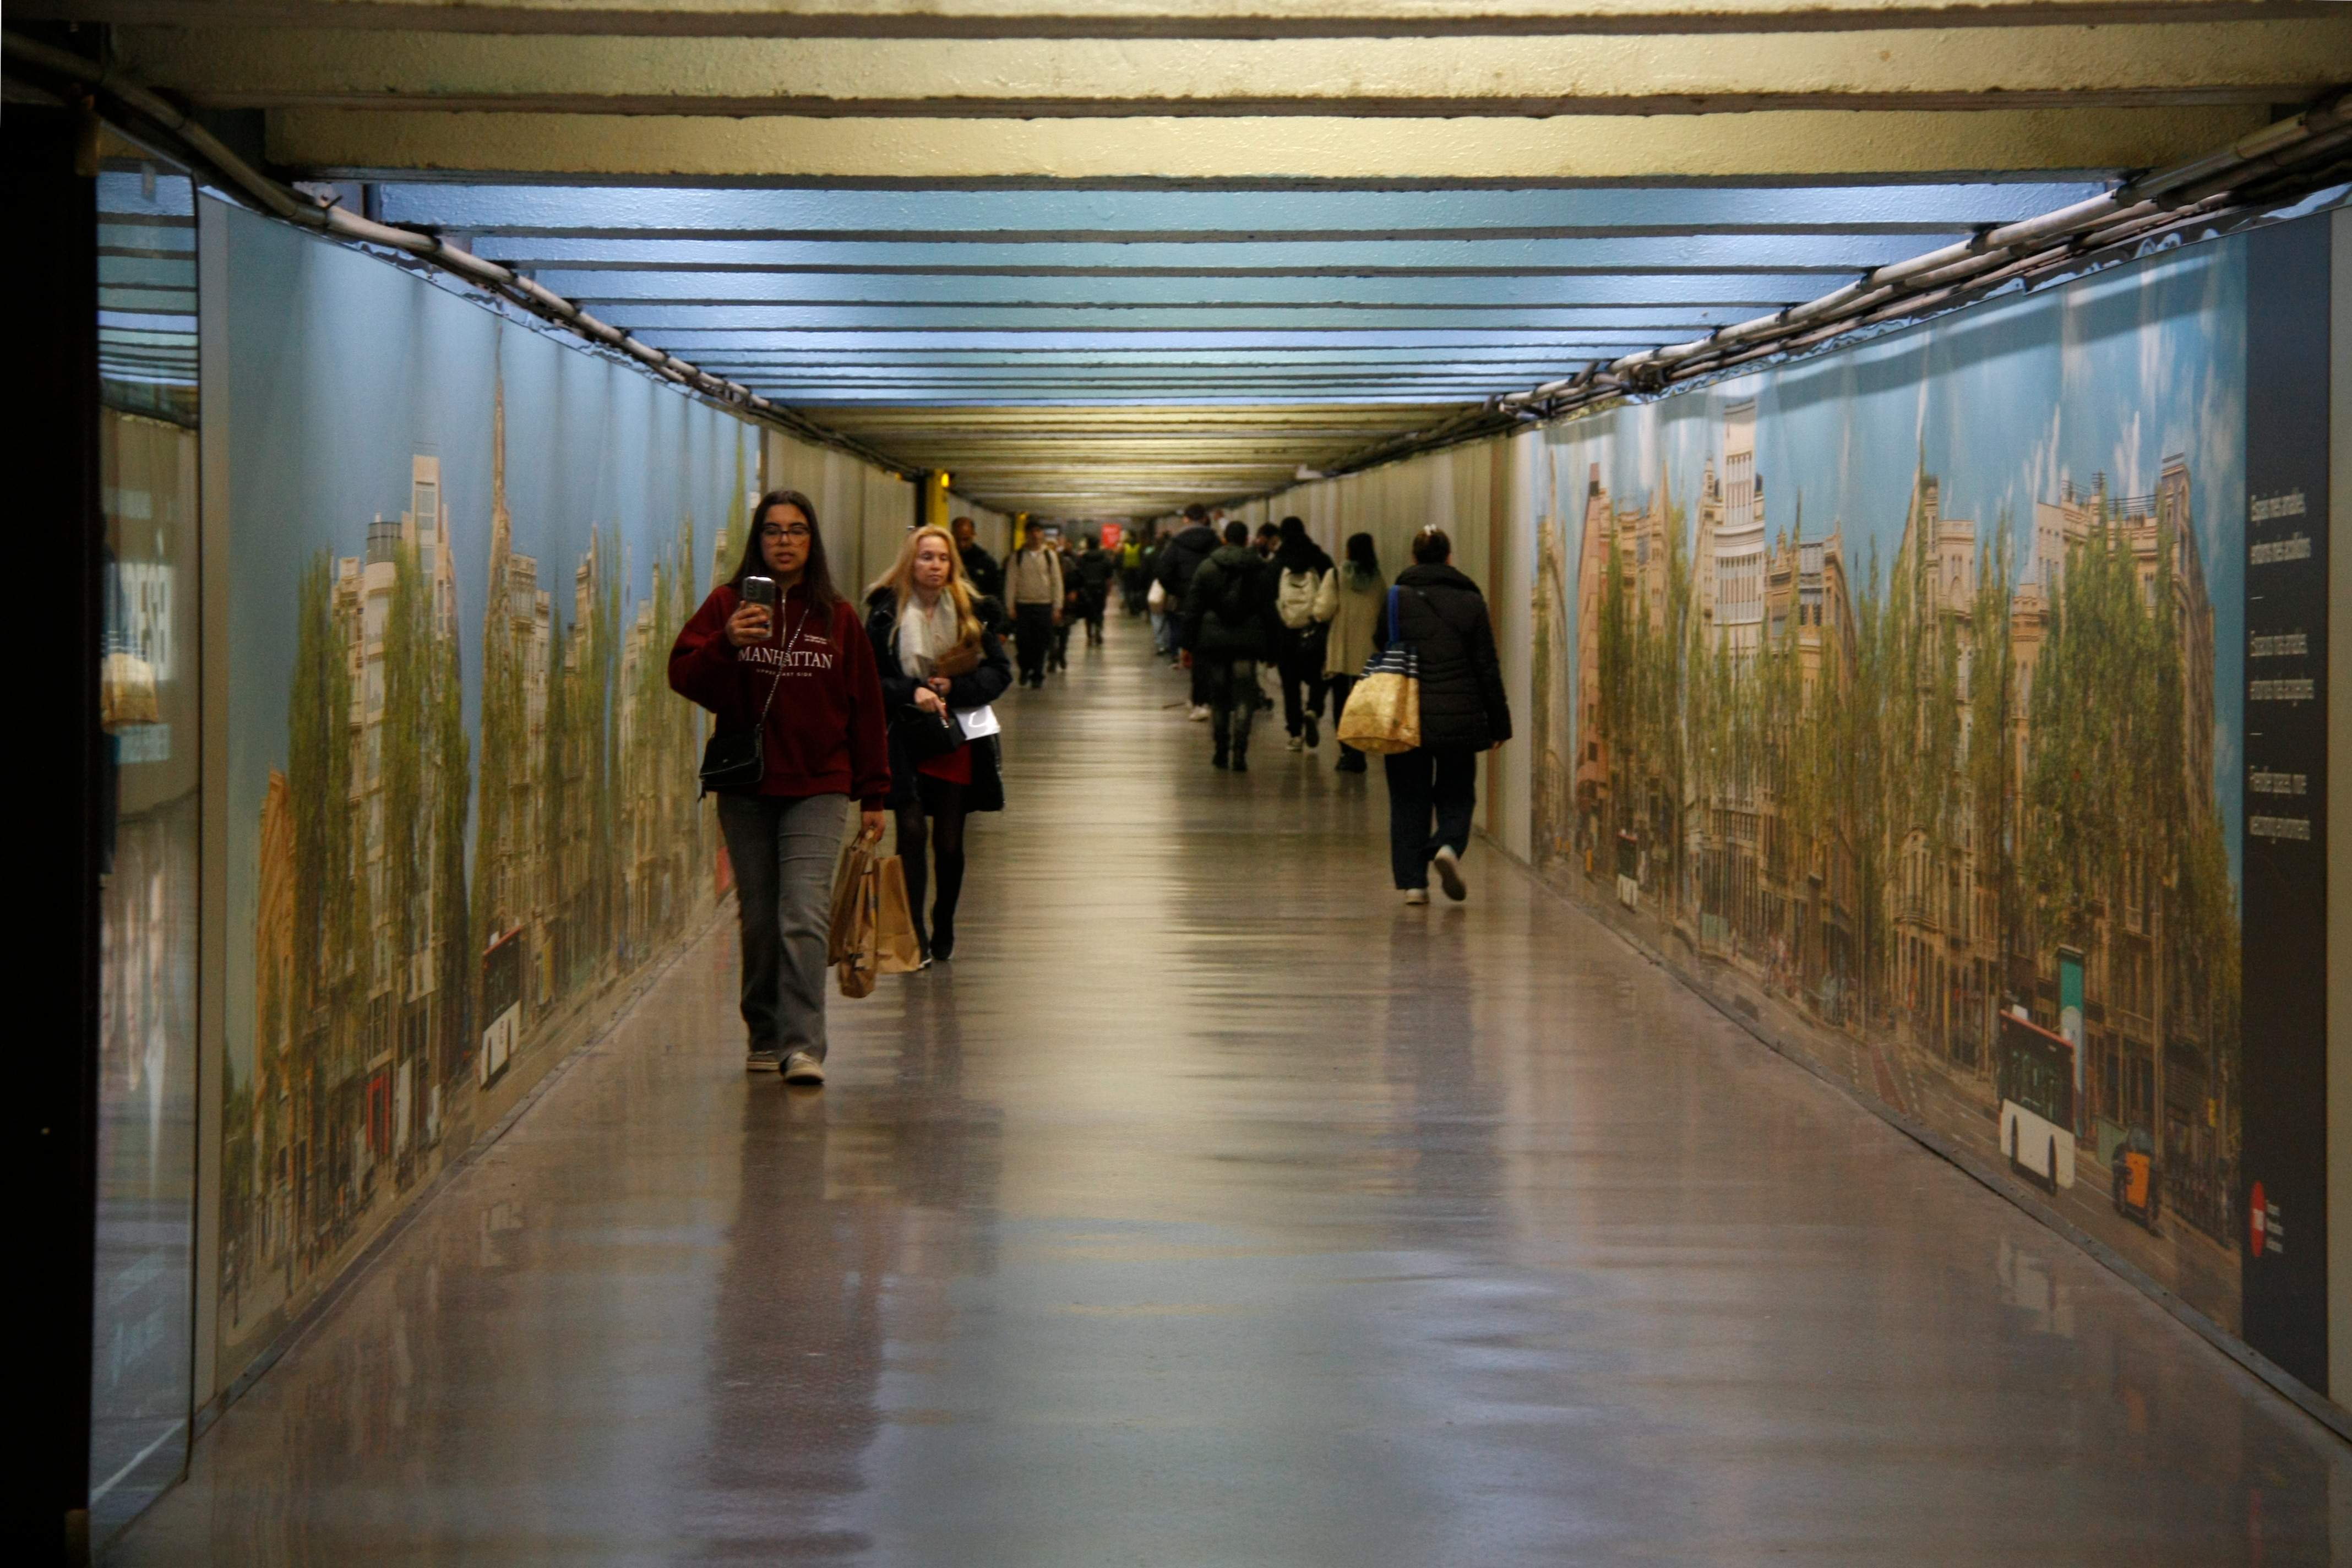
[897,701,965,764]
[699,668,783,796]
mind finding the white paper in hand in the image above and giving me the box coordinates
[954,705,1002,740]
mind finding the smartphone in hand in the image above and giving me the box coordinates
[743,575,777,606]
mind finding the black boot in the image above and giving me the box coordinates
[930,852,964,960]
[1212,710,1231,769]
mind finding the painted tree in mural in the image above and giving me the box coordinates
[1834,543,1891,1031]
[382,539,472,1121]
[285,550,356,1238]
[1969,520,2019,1064]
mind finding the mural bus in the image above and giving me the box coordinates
[1998,1009,2077,1193]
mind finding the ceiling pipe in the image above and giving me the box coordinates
[1496,84,2352,424]
[2,29,927,482]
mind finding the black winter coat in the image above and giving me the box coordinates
[958,543,1004,603]
[864,590,1015,812]
[1373,562,1512,752]
[1182,543,1278,658]
[1154,525,1220,602]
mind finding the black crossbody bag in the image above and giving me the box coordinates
[698,671,783,795]
[698,603,807,796]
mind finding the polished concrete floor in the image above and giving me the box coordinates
[122,621,2352,1565]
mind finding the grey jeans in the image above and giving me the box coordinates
[717,791,851,1059]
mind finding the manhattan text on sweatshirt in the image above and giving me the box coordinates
[668,581,892,808]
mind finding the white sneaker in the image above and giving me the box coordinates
[1403,888,1430,906]
[745,1046,782,1072]
[1189,704,1211,722]
[1286,734,1305,752]
[1432,845,1467,902]
[782,1049,826,1086]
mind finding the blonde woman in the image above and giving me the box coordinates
[864,525,1014,963]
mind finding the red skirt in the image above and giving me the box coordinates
[916,741,972,786]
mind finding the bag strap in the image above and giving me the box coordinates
[1386,584,1401,646]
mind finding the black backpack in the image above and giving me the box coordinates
[1217,556,1262,628]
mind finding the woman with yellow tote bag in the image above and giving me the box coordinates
[1363,527,1511,906]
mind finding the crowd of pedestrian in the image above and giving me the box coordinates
[1150,504,1509,905]
[669,492,1509,1093]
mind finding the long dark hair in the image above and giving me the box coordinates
[1345,531,1379,571]
[729,488,841,612]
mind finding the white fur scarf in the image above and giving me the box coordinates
[898,592,960,679]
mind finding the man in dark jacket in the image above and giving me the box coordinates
[1155,503,1222,714]
[1268,516,1336,751]
[1373,526,1512,902]
[952,515,1004,604]
[1074,533,1117,645]
[1180,521,1277,771]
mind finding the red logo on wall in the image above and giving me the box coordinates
[2251,1180,2267,1257]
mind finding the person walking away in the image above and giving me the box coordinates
[1119,535,1148,615]
[1155,504,1221,716]
[1375,526,1510,905]
[952,515,1004,604]
[1049,536,1084,670]
[1180,520,1277,771]
[1253,521,1282,558]
[865,524,1014,965]
[1269,516,1335,752]
[671,489,890,1084]
[1075,533,1117,645]
[1317,531,1387,773]
[1006,519,1064,688]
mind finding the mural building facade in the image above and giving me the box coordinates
[213,198,758,1372]
[1530,236,2251,1331]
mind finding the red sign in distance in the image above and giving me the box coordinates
[2251,1180,2267,1256]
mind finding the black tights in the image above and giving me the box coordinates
[895,776,968,956]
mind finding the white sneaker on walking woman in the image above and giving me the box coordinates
[1431,845,1467,902]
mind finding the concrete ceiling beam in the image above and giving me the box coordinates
[115,22,2352,115]
[261,104,2271,178]
[367,182,2106,235]
[25,0,2328,39]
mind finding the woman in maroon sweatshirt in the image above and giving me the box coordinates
[670,489,890,1085]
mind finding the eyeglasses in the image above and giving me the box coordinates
[759,524,812,542]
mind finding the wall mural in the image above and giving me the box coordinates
[1528,235,2250,1332]
[215,202,759,1375]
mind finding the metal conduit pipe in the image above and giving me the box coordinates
[1498,85,2352,421]
[2,30,927,481]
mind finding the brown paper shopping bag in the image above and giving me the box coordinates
[874,854,924,975]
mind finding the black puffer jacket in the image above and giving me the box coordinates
[1373,562,1512,752]
[864,589,1016,812]
[1182,543,1277,658]
[1154,524,1219,603]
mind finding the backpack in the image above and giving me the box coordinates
[1276,565,1322,630]
[1217,558,1262,628]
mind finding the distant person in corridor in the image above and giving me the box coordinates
[671,489,890,1084]
[1270,516,1335,752]
[1006,519,1064,688]
[952,515,1003,605]
[1074,533,1117,646]
[1317,531,1386,774]
[1180,520,1277,771]
[1376,526,1510,905]
[1156,503,1221,718]
[865,525,1013,965]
